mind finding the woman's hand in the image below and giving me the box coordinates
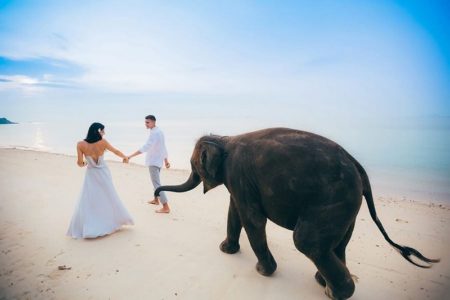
[123,157,129,164]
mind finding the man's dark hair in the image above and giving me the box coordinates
[145,115,156,121]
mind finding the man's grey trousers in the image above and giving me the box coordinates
[149,166,168,204]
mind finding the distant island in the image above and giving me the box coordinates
[0,117,17,124]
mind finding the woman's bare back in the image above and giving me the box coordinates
[79,140,107,163]
[77,138,126,167]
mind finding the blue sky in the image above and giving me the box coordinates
[1,0,449,119]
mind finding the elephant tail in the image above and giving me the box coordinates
[350,155,440,268]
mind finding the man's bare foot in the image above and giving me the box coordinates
[155,204,170,214]
[148,198,160,205]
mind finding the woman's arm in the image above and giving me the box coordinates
[76,142,86,167]
[103,139,128,160]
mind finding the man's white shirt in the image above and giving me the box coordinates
[139,127,168,168]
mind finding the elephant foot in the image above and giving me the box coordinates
[256,257,277,276]
[323,278,354,300]
[315,271,326,287]
[325,286,340,300]
[220,239,240,254]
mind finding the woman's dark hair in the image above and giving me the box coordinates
[84,122,105,143]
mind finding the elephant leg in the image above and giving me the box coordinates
[294,219,355,300]
[315,221,355,288]
[334,221,355,264]
[220,197,242,254]
[314,252,355,300]
[240,211,277,276]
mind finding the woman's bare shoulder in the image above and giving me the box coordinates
[77,140,87,147]
[95,139,109,149]
[100,139,111,147]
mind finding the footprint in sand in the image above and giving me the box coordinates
[395,218,409,223]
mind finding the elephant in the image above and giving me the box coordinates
[154,127,439,299]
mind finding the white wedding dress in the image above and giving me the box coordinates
[67,155,134,239]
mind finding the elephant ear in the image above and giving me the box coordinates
[200,141,224,182]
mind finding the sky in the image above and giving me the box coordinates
[0,0,450,121]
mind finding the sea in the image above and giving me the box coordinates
[1,100,449,203]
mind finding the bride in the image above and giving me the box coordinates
[67,122,134,239]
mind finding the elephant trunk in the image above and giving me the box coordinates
[154,172,201,197]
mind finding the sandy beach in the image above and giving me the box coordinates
[0,148,449,300]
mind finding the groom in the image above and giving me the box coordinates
[128,115,171,213]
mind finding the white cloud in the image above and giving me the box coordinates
[0,75,44,96]
[2,75,39,85]
[0,74,73,95]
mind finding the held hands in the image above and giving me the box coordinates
[121,155,169,167]
[124,154,134,164]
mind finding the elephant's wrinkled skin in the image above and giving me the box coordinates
[155,128,439,299]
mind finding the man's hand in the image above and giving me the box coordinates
[165,160,170,169]
[123,157,129,164]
